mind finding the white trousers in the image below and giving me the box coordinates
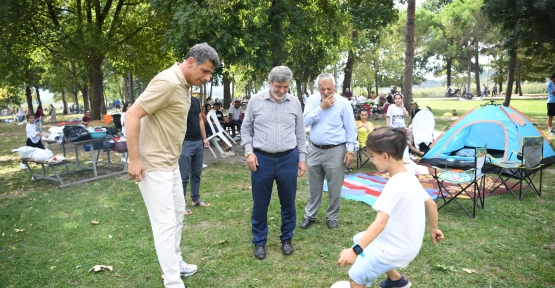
[138,167,185,288]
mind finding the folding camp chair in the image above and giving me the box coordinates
[206,110,236,158]
[488,136,543,201]
[353,141,370,169]
[432,147,487,218]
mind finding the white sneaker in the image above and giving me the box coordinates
[550,131,555,135]
[202,164,208,168]
[121,157,127,163]
[179,261,198,277]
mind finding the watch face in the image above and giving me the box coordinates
[353,245,363,255]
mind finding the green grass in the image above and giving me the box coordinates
[1,100,555,287]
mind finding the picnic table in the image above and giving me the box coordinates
[23,138,128,188]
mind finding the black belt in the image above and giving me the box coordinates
[312,143,345,150]
[254,148,294,158]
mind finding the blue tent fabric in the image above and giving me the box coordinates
[420,103,555,170]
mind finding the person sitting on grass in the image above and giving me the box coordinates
[81,111,91,125]
[336,126,444,288]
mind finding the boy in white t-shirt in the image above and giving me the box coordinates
[335,126,444,288]
[386,93,409,128]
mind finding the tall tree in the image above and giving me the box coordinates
[403,0,416,108]
[484,0,555,106]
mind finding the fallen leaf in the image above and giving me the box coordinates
[109,235,112,239]
[91,219,99,225]
[50,266,56,270]
[269,217,274,220]
[462,268,476,274]
[218,240,229,244]
[7,182,13,186]
[89,265,113,272]
[14,229,24,232]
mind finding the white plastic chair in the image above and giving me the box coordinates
[206,110,236,158]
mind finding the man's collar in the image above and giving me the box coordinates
[172,63,191,88]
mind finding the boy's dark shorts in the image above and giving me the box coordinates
[548,103,555,116]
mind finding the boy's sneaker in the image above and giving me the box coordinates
[179,261,197,277]
[550,131,555,135]
[379,275,412,288]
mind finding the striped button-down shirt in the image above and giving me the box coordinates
[241,89,307,161]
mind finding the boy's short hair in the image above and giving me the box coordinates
[204,103,211,110]
[551,73,555,79]
[26,114,35,120]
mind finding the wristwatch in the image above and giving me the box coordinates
[352,244,365,257]
[245,150,253,157]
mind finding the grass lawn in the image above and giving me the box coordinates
[1,100,554,287]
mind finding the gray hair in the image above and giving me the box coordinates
[268,66,293,83]
[317,73,336,87]
[185,43,221,68]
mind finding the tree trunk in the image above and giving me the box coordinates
[499,82,503,93]
[126,72,134,102]
[80,84,90,113]
[342,31,358,94]
[504,50,517,107]
[209,83,213,99]
[100,91,107,115]
[71,90,79,107]
[88,54,105,120]
[295,79,304,108]
[474,50,480,98]
[403,0,415,109]
[516,60,522,96]
[223,72,231,108]
[466,49,472,96]
[25,85,34,114]
[35,87,42,107]
[374,61,379,95]
[446,57,452,87]
[61,89,68,115]
[269,0,284,67]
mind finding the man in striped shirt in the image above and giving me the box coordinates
[241,66,307,260]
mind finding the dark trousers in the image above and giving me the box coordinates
[26,138,45,149]
[178,140,204,202]
[251,149,298,246]
[230,119,242,137]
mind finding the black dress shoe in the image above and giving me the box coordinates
[281,239,294,255]
[300,218,315,229]
[254,245,266,259]
[327,219,338,229]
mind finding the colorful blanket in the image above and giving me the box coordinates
[323,168,512,207]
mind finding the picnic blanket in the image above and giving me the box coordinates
[323,167,512,207]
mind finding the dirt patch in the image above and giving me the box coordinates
[0,189,33,199]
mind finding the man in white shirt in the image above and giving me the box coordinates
[228,99,243,138]
[357,93,367,104]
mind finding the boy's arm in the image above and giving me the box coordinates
[424,198,444,244]
[337,211,389,266]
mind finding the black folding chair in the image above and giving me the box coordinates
[488,136,543,201]
[433,147,487,218]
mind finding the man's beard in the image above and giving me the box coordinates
[271,89,285,100]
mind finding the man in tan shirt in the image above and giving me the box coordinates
[125,43,220,288]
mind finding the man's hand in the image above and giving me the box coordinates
[320,94,335,110]
[343,151,354,167]
[128,159,146,182]
[203,139,210,148]
[246,153,259,172]
[430,229,444,245]
[337,248,357,266]
[297,161,306,177]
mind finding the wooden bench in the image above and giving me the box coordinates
[20,158,71,187]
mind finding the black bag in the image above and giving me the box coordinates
[103,135,115,150]
[63,125,91,143]
[104,126,119,136]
